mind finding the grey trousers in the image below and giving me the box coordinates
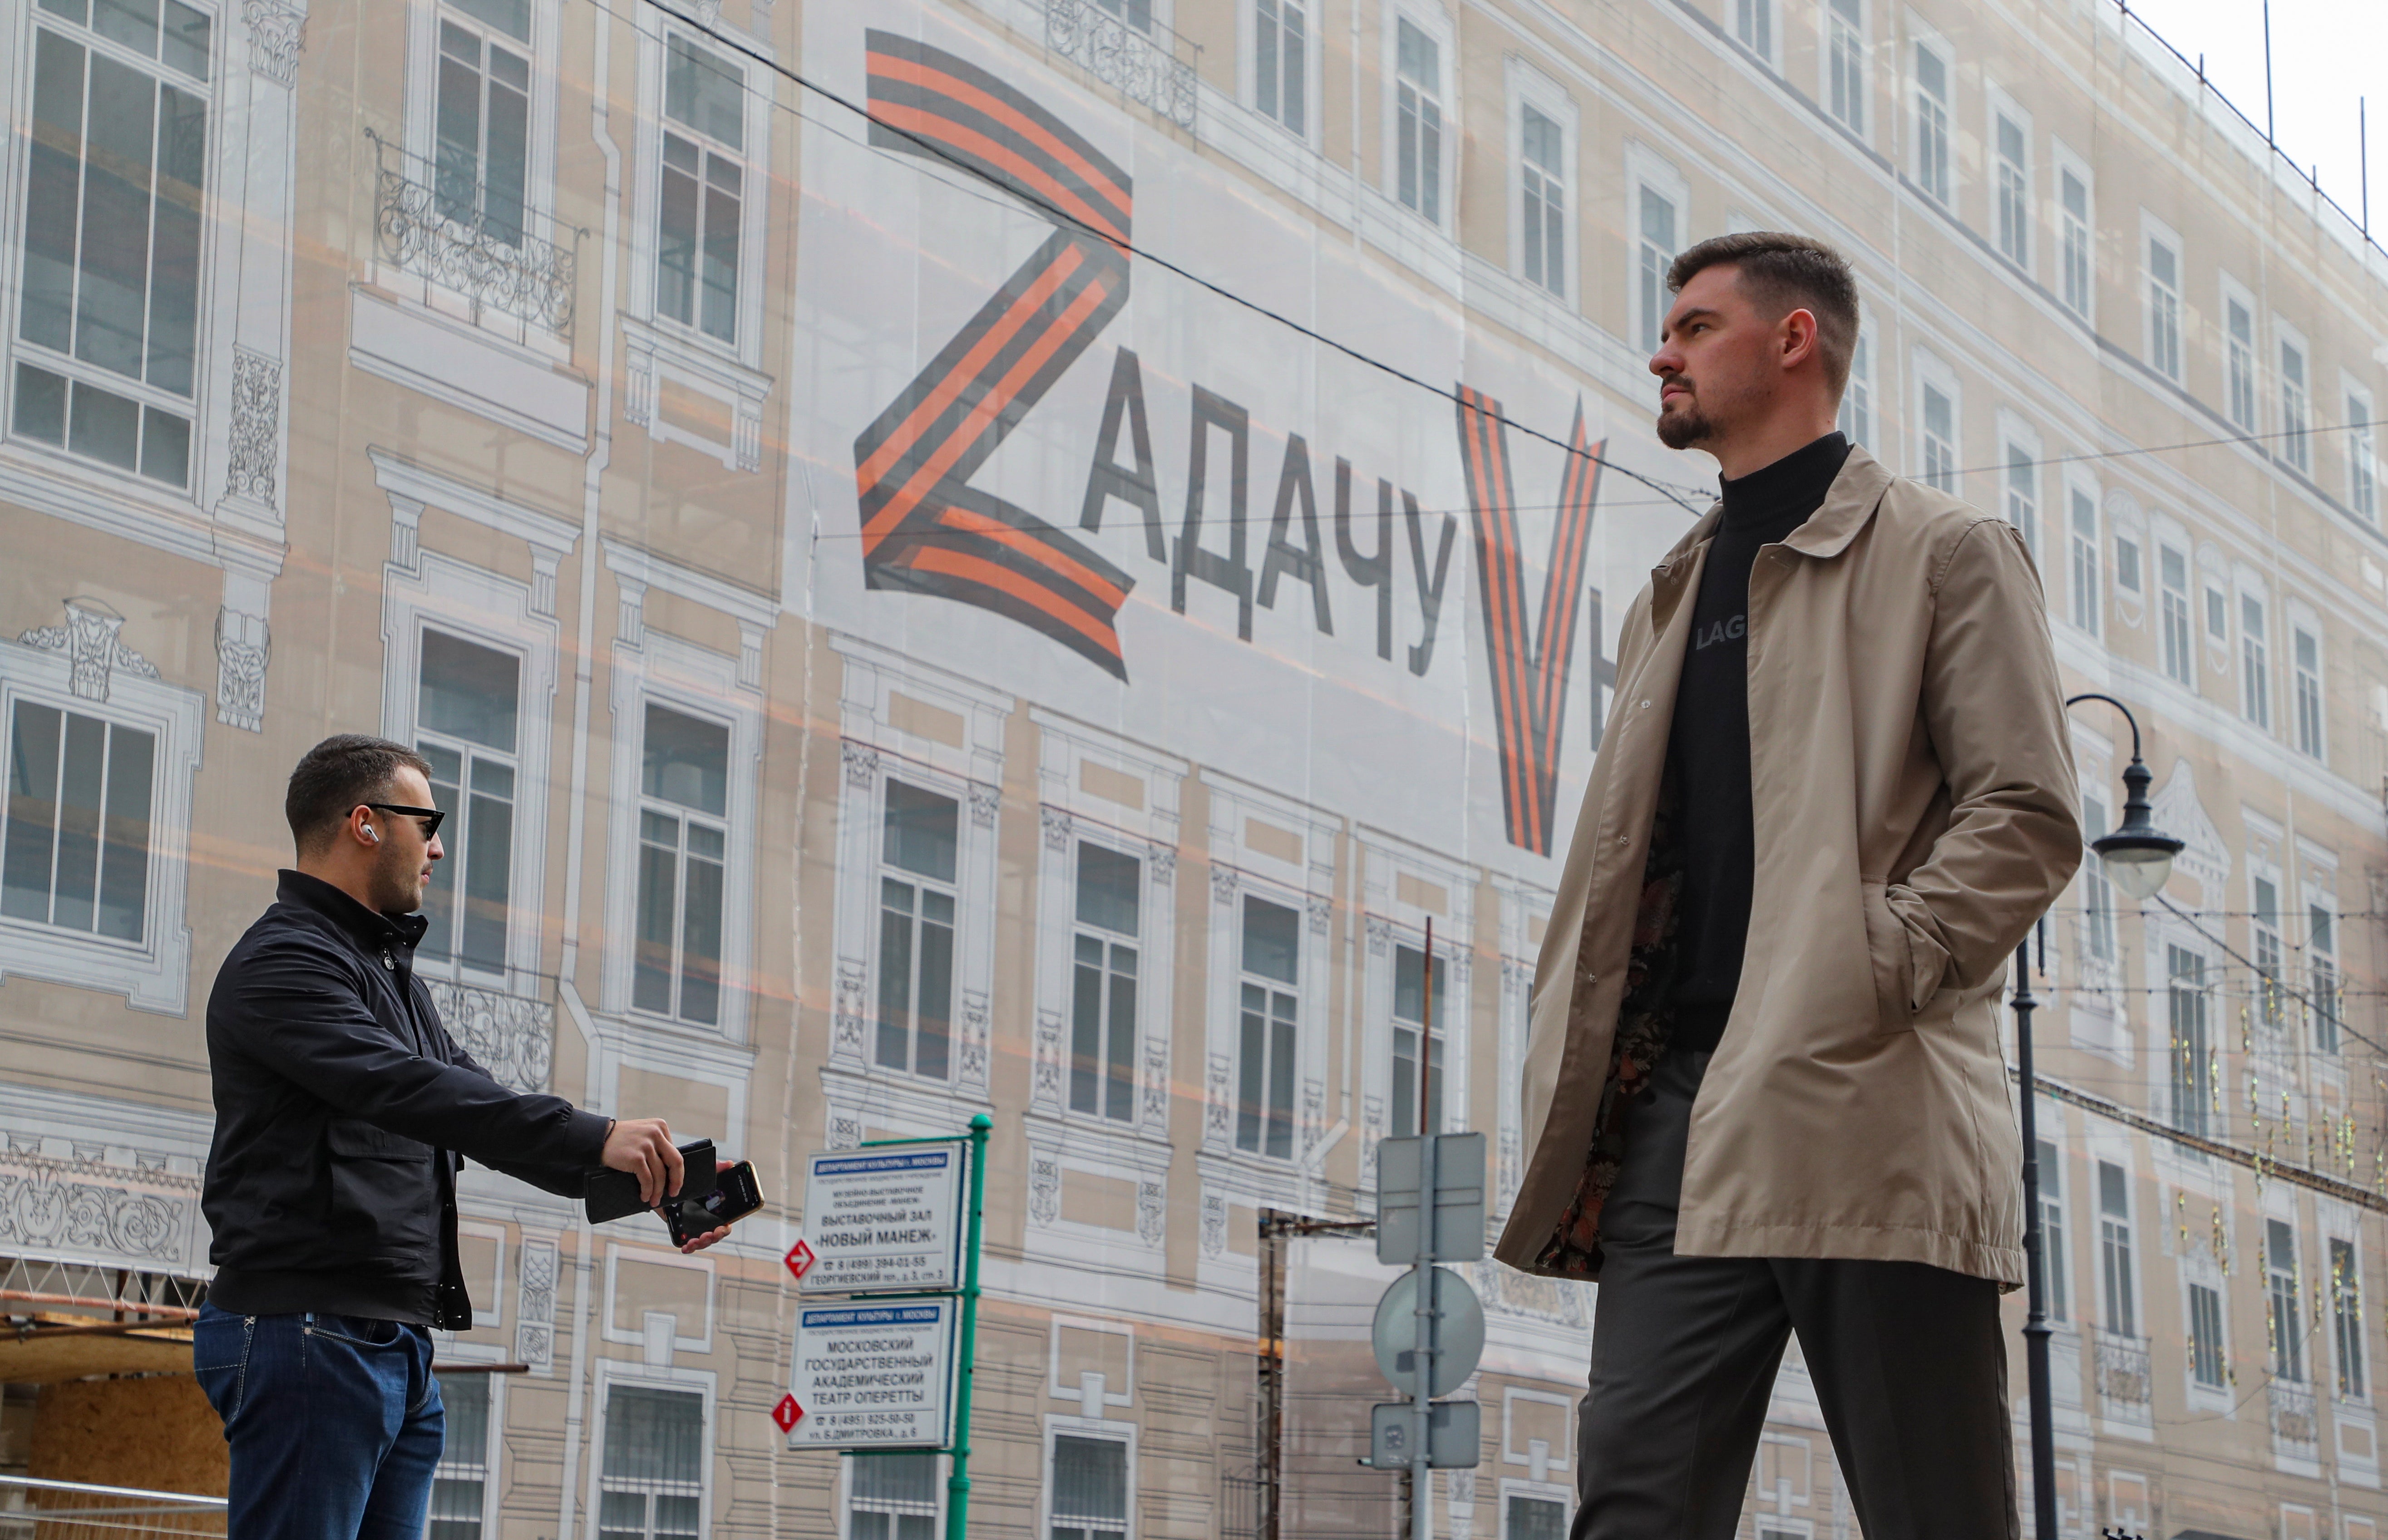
[1572,1048,2018,1540]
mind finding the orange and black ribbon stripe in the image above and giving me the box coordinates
[854,33,1137,678]
[1456,388,1605,855]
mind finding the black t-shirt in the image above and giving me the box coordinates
[1664,431,1852,1053]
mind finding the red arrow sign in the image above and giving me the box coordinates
[772,1393,804,1433]
[784,1239,816,1281]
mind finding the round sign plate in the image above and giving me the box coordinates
[1370,1266,1486,1398]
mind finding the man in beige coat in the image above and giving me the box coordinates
[1491,232,2080,1538]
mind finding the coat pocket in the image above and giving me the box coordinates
[1860,878,1916,1035]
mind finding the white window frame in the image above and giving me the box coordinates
[1837,329,1873,449]
[0,627,201,1014]
[2345,376,2377,522]
[1626,146,1686,359]
[2197,546,2230,675]
[2141,215,2184,385]
[584,1361,716,1540]
[1909,31,1953,207]
[1732,0,1776,66]
[2306,872,2342,1057]
[1505,61,1576,307]
[1820,0,1866,139]
[379,551,561,995]
[1241,0,1321,147]
[2278,319,2314,476]
[841,1450,946,1539]
[2065,470,2102,637]
[2153,520,2196,691]
[2250,863,2290,1038]
[2290,603,2326,762]
[1357,830,1471,1177]
[2182,1270,2230,1404]
[2108,488,2146,629]
[1040,1413,1137,1540]
[1910,347,1960,494]
[2236,576,2272,732]
[1381,2,1454,232]
[2096,1156,2141,1340]
[1998,411,2041,562]
[1497,1479,1574,1540]
[2035,1122,2071,1324]
[2052,140,2094,324]
[429,1355,507,1539]
[2222,273,2260,434]
[2330,1231,2368,1402]
[2268,1213,2309,1384]
[1988,89,2031,273]
[601,630,760,1043]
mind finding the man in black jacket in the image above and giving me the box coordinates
[197,735,725,1539]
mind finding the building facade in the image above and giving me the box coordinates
[2,0,2387,1533]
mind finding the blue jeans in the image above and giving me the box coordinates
[194,1303,445,1540]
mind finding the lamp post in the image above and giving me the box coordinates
[2018,694,2184,1539]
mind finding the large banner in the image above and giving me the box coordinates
[788,0,1696,873]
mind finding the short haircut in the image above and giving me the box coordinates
[1666,231,1860,396]
[286,734,431,855]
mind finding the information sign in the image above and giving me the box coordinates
[798,1143,967,1293]
[787,1298,958,1450]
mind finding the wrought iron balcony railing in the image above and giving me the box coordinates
[2094,1330,2153,1418]
[2270,1378,2320,1454]
[365,130,577,336]
[1044,0,1199,132]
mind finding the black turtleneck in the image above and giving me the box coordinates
[1664,431,1852,1053]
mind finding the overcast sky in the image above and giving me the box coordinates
[2124,0,2385,238]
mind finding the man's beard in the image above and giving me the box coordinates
[1655,393,1713,451]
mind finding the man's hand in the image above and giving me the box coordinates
[680,1159,735,1255]
[601,1117,683,1208]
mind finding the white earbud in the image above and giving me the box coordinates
[363,825,381,845]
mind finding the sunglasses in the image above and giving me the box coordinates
[363,803,447,839]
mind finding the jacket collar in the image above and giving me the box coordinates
[1648,442,1896,583]
[277,869,432,953]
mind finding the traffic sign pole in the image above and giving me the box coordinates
[1410,1133,1435,1540]
[947,1112,990,1540]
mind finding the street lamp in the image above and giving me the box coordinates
[2017,694,2184,1540]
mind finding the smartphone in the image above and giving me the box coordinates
[663,1160,765,1246]
[584,1139,718,1225]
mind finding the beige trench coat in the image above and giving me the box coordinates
[1492,447,2081,1286]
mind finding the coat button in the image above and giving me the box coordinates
[1616,835,1629,846]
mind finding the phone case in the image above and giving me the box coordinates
[663,1161,765,1246]
[583,1139,718,1224]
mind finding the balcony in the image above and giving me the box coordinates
[365,131,577,337]
[422,978,555,1095]
[1044,0,1199,132]
[2094,1330,2153,1426]
[2271,1378,2320,1460]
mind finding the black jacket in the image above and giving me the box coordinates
[202,871,610,1327]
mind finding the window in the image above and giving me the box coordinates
[1393,19,1442,225]
[1237,894,1300,1158]
[2252,879,2285,1033]
[2081,791,2115,964]
[433,0,531,248]
[1733,0,1770,60]
[2037,1137,2070,1322]
[849,1451,939,1540]
[15,0,212,489]
[2333,1237,2365,1399]
[598,1385,703,1540]
[1253,0,1306,136]
[877,779,959,1079]
[2003,440,2038,559]
[2058,167,2092,319]
[2280,335,2311,474]
[633,704,729,1025]
[1049,1434,1128,1540]
[2158,545,2194,688]
[2145,235,2181,383]
[1911,44,1949,204]
[2310,901,2339,1053]
[2226,297,2257,432]
[1837,330,1872,447]
[2114,529,2141,598]
[1091,0,1152,29]
[416,630,520,975]
[2100,1161,2135,1336]
[2240,593,2270,729]
[1071,842,1140,1122]
[2269,1220,2305,1382]
[1825,0,1864,135]
[2204,580,2228,649]
[656,34,744,344]
[2351,389,2378,521]
[2188,1283,2226,1389]
[1518,103,1565,298]
[1505,1493,1567,1540]
[1390,942,1444,1137]
[1920,382,1956,493]
[1994,112,2028,268]
[1636,185,1677,356]
[429,1372,492,1540]
[2166,947,2210,1137]
[2068,488,2101,635]
[1,700,153,943]
[2294,624,2324,760]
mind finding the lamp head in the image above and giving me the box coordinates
[2090,756,2183,903]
